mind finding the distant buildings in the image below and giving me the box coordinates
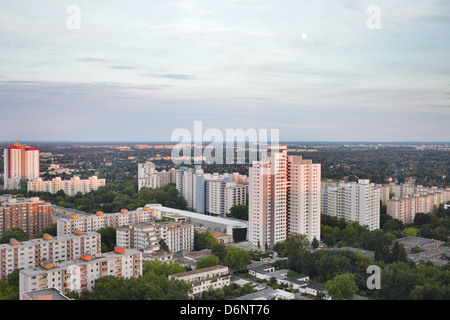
[27,176,106,196]
[382,183,449,225]
[0,196,52,238]
[3,142,39,190]
[176,167,247,216]
[321,179,380,231]
[138,161,177,191]
[248,145,321,248]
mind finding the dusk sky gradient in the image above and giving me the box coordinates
[0,0,449,142]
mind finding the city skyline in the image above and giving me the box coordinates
[1,1,449,142]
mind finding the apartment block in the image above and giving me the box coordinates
[0,196,52,238]
[287,155,322,241]
[117,220,194,254]
[249,145,321,248]
[3,142,39,190]
[56,206,162,236]
[386,191,443,225]
[19,248,142,298]
[0,231,101,279]
[157,221,194,252]
[176,168,247,216]
[27,176,106,196]
[168,265,230,297]
[321,179,380,231]
[138,161,177,191]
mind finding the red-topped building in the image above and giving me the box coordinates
[3,142,39,190]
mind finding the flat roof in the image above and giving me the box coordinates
[170,265,228,278]
[20,249,142,276]
[148,204,247,228]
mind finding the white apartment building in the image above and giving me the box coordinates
[119,221,194,254]
[205,178,246,216]
[3,143,39,190]
[249,145,321,248]
[321,179,380,231]
[1,231,101,279]
[56,206,162,236]
[27,176,106,196]
[157,221,194,252]
[117,222,160,255]
[168,265,230,297]
[287,156,321,241]
[138,161,177,191]
[19,248,142,298]
[177,168,247,216]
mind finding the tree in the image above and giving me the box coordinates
[224,247,251,273]
[311,237,319,250]
[194,230,217,250]
[211,243,227,262]
[97,227,116,252]
[282,233,310,273]
[325,273,357,300]
[228,205,248,220]
[0,228,28,244]
[197,255,222,269]
[390,242,408,263]
[413,213,431,226]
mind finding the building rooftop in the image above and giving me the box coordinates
[394,236,443,248]
[23,288,71,300]
[0,231,100,250]
[19,248,141,276]
[170,265,228,278]
[234,288,294,300]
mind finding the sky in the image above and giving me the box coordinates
[0,0,449,142]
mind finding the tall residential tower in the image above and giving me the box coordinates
[248,145,321,249]
[3,142,39,190]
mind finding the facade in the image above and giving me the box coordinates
[19,248,142,298]
[386,191,444,224]
[27,176,106,196]
[3,142,39,190]
[0,196,52,238]
[168,265,230,297]
[248,145,321,248]
[176,168,247,216]
[0,231,101,279]
[117,221,194,254]
[321,179,380,230]
[56,206,162,236]
[287,155,322,240]
[138,161,177,191]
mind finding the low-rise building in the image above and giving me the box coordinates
[169,265,230,297]
[235,287,295,300]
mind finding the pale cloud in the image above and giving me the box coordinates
[0,0,449,141]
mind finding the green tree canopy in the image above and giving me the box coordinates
[326,273,357,300]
